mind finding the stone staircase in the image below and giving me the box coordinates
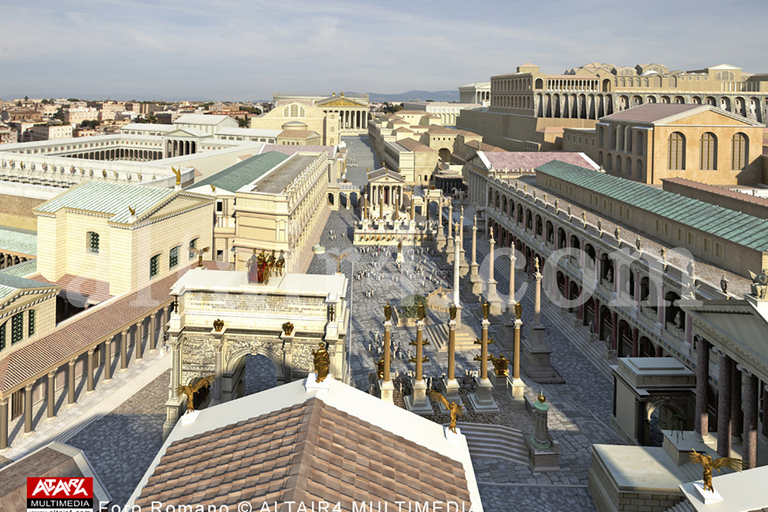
[452,422,529,465]
[425,323,478,352]
[663,501,695,512]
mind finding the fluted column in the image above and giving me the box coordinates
[383,321,391,383]
[416,321,424,381]
[717,351,732,457]
[480,318,489,381]
[695,337,710,438]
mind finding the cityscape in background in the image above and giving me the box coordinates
[0,3,767,512]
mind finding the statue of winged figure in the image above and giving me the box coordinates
[689,450,745,492]
[329,251,349,273]
[171,166,181,186]
[189,246,210,268]
[176,375,215,413]
[428,390,463,434]
[128,206,136,216]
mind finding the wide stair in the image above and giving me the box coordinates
[663,501,695,512]
[425,323,478,352]
[453,422,529,465]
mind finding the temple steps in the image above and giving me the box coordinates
[453,421,529,465]
[425,323,478,352]
[662,501,695,512]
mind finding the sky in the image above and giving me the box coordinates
[0,0,764,102]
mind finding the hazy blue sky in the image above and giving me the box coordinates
[1,0,763,101]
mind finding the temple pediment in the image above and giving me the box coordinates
[318,97,366,108]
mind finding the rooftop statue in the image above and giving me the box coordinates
[312,342,330,382]
[689,450,745,493]
[748,268,768,300]
[428,390,463,434]
[177,375,215,413]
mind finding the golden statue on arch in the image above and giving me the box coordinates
[312,342,330,382]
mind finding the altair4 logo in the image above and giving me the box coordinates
[27,477,93,499]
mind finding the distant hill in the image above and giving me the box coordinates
[348,90,460,103]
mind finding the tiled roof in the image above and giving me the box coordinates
[483,151,598,171]
[192,152,290,192]
[600,104,703,124]
[0,259,37,278]
[395,138,436,153]
[0,227,36,256]
[34,181,173,224]
[0,447,82,512]
[662,178,768,209]
[28,273,111,304]
[536,161,768,251]
[260,144,335,158]
[278,130,318,139]
[134,398,471,509]
[392,127,413,133]
[175,114,234,126]
[426,126,457,135]
[0,262,220,393]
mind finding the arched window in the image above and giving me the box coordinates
[731,133,748,170]
[535,78,543,90]
[668,132,685,170]
[700,133,717,170]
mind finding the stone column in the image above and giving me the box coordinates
[508,250,517,310]
[762,384,768,443]
[446,201,454,263]
[47,371,56,420]
[104,337,113,382]
[459,208,468,277]
[486,228,502,315]
[506,313,526,408]
[416,321,425,382]
[742,370,758,470]
[212,331,224,401]
[695,337,710,439]
[24,384,33,434]
[86,348,95,393]
[149,312,157,352]
[405,319,432,414]
[531,394,552,450]
[631,328,639,357]
[470,215,482,295]
[731,358,743,444]
[452,228,463,327]
[0,398,7,451]
[135,321,143,361]
[120,329,128,371]
[717,351,732,457]
[381,319,393,403]
[67,359,76,406]
[469,316,500,412]
[534,261,542,327]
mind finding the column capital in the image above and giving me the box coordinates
[68,359,76,367]
[25,383,33,391]
[48,371,56,379]
[87,347,95,355]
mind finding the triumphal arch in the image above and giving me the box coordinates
[162,264,349,436]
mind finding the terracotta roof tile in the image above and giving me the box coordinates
[135,398,472,509]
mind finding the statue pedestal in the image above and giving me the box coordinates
[396,251,404,263]
[446,239,455,265]
[306,372,331,395]
[440,377,463,412]
[522,327,565,384]
[444,426,462,440]
[469,262,483,296]
[380,379,394,404]
[495,312,517,345]
[506,377,527,409]
[459,249,469,278]
[405,379,433,415]
[435,233,446,252]
[181,410,200,426]
[467,378,500,412]
[486,280,503,316]
[488,371,508,389]
[693,483,723,504]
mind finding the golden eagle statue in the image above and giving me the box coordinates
[688,450,745,492]
[128,206,136,216]
[189,246,210,268]
[428,390,463,434]
[171,166,181,186]
[177,375,215,413]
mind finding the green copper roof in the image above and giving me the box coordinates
[0,270,54,302]
[35,181,174,224]
[0,259,37,278]
[0,227,36,256]
[193,151,290,193]
[536,161,768,252]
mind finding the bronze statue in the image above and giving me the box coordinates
[720,275,728,295]
[213,319,224,332]
[417,302,426,321]
[748,268,768,300]
[312,342,330,382]
[659,247,667,263]
[102,169,107,177]
[189,246,210,268]
[171,166,181,186]
[614,226,620,240]
[514,301,522,319]
[173,296,179,313]
[282,321,294,336]
[128,205,136,216]
[384,301,392,321]
[482,301,490,320]
[635,237,642,251]
[210,184,216,192]
[177,375,215,413]
[428,390,463,434]
[449,304,457,320]
[490,353,509,376]
[689,450,745,492]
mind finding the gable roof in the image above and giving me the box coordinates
[192,151,290,193]
[600,104,763,126]
[128,379,479,510]
[395,137,436,153]
[174,114,235,126]
[481,151,598,172]
[0,272,58,303]
[34,181,174,224]
[367,167,405,183]
[536,160,768,251]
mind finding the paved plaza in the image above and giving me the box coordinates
[4,136,623,511]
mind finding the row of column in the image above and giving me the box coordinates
[331,109,367,130]
[67,148,161,161]
[166,139,196,158]
[695,339,767,469]
[0,306,171,451]
[0,254,27,269]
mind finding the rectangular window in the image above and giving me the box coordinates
[169,246,180,269]
[216,200,223,212]
[88,231,100,254]
[28,310,35,337]
[715,243,724,258]
[687,232,695,246]
[11,313,23,345]
[677,228,683,241]
[149,254,160,278]
[656,220,661,232]
[703,238,711,253]
[664,222,670,236]
[189,238,198,260]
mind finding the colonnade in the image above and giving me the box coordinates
[0,305,173,451]
[64,148,162,161]
[0,253,29,269]
[166,139,197,158]
[326,109,367,131]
